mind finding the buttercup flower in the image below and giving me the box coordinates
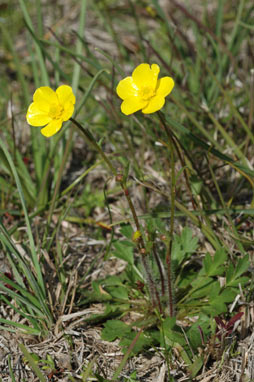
[116,63,174,115]
[26,85,75,137]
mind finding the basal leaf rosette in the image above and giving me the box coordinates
[116,63,174,115]
[26,85,75,137]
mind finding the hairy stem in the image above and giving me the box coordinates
[71,117,160,309]
[158,111,175,317]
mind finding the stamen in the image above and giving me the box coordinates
[48,104,64,119]
[140,86,155,100]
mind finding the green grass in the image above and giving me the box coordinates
[0,0,254,380]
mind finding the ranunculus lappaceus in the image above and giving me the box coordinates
[26,85,75,137]
[116,63,174,115]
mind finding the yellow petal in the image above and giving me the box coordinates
[156,77,174,97]
[132,63,160,90]
[33,87,58,112]
[121,96,148,115]
[40,119,63,137]
[116,77,138,100]
[141,95,165,114]
[151,64,160,76]
[62,102,75,121]
[56,85,75,106]
[26,102,51,126]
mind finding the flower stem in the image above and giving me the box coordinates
[71,117,160,309]
[158,111,176,317]
[70,117,116,175]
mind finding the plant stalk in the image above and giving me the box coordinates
[71,117,160,309]
[158,111,175,317]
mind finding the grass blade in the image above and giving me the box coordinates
[0,138,46,297]
[72,0,87,93]
[19,343,47,381]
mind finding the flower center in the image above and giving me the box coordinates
[48,103,64,119]
[139,86,155,101]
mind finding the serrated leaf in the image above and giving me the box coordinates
[181,228,199,253]
[204,248,227,276]
[202,300,227,316]
[177,269,196,288]
[226,255,249,287]
[172,228,198,267]
[234,255,249,280]
[190,277,215,298]
[208,281,220,299]
[101,320,131,342]
[218,288,237,303]
[226,276,249,287]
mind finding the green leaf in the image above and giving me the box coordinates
[91,280,112,301]
[172,228,198,267]
[19,343,46,382]
[207,281,220,299]
[218,288,238,303]
[0,140,46,299]
[190,277,215,299]
[188,356,204,378]
[202,300,227,316]
[112,241,134,265]
[104,275,124,286]
[204,248,227,276]
[164,329,186,346]
[234,255,249,280]
[162,319,186,347]
[163,317,177,330]
[187,315,210,349]
[181,228,199,253]
[0,319,41,335]
[119,332,153,354]
[226,255,249,287]
[190,175,203,195]
[106,286,129,300]
[177,269,196,289]
[119,224,134,240]
[101,320,131,342]
[226,276,249,288]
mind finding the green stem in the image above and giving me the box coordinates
[71,117,159,307]
[71,117,145,239]
[43,128,74,247]
[122,186,161,309]
[70,118,116,175]
[158,111,175,317]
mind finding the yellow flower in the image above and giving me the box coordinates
[116,63,174,115]
[26,85,75,137]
